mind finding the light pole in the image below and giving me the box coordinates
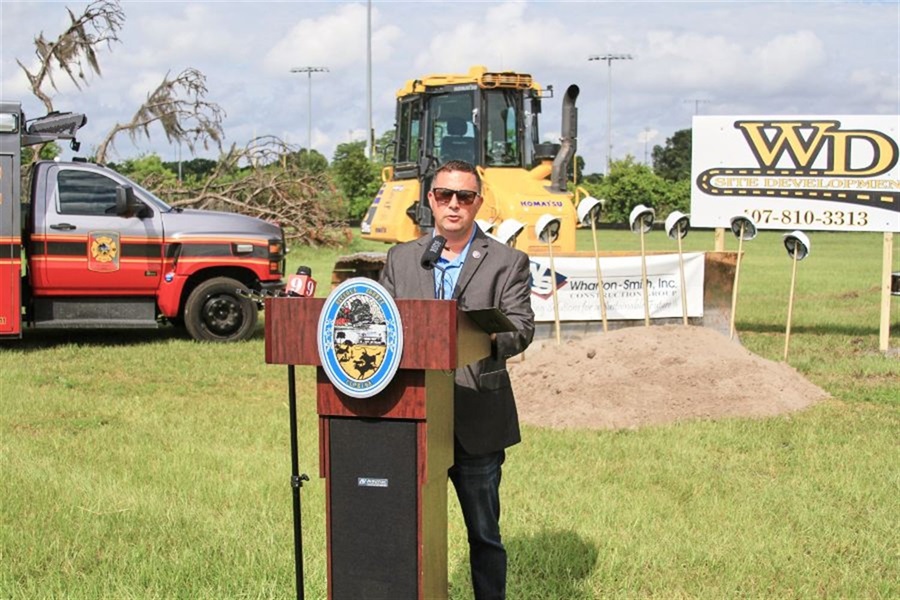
[642,126,650,165]
[290,66,329,151]
[588,53,633,174]
[684,98,710,116]
[366,0,373,159]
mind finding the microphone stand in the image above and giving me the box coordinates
[287,364,309,600]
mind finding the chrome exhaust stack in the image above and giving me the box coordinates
[551,84,579,192]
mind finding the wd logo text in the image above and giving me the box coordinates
[696,119,900,212]
[736,120,898,177]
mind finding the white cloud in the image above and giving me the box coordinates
[640,31,745,90]
[263,3,401,73]
[633,28,826,96]
[412,0,595,74]
[850,67,900,112]
[751,30,826,92]
[125,4,242,67]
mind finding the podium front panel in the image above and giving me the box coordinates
[328,417,418,599]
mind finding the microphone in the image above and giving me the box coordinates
[420,235,446,270]
[286,266,317,297]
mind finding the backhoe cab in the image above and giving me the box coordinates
[361,66,580,253]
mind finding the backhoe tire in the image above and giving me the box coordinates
[184,277,258,342]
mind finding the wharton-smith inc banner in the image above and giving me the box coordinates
[529,253,705,322]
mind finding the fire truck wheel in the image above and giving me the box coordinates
[184,276,258,342]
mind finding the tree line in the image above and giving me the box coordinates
[102,129,693,229]
[574,128,692,225]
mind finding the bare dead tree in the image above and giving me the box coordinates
[94,68,225,164]
[17,0,125,113]
[17,4,340,246]
[128,137,352,247]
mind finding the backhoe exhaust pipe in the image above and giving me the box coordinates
[551,84,579,192]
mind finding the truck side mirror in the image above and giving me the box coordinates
[115,185,148,218]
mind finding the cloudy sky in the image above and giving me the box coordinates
[2,0,898,172]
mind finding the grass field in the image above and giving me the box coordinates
[1,229,897,598]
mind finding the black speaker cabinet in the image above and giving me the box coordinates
[328,418,418,599]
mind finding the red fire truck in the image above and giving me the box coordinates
[0,102,286,342]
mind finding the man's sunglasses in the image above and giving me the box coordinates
[432,187,480,205]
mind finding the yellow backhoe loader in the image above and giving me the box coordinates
[360,66,580,254]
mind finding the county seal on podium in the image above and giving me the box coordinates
[317,278,403,399]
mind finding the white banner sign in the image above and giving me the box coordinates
[691,115,900,233]
[528,253,705,322]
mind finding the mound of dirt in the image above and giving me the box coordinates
[509,325,829,430]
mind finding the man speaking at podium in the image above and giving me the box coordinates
[380,160,535,599]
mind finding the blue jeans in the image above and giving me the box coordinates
[448,445,507,600]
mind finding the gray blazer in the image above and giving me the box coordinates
[379,229,535,455]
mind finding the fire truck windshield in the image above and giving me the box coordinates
[129,178,174,212]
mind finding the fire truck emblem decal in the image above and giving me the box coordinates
[88,232,120,272]
[317,278,403,399]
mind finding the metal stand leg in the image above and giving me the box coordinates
[288,365,309,600]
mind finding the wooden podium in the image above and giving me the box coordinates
[265,296,490,600]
